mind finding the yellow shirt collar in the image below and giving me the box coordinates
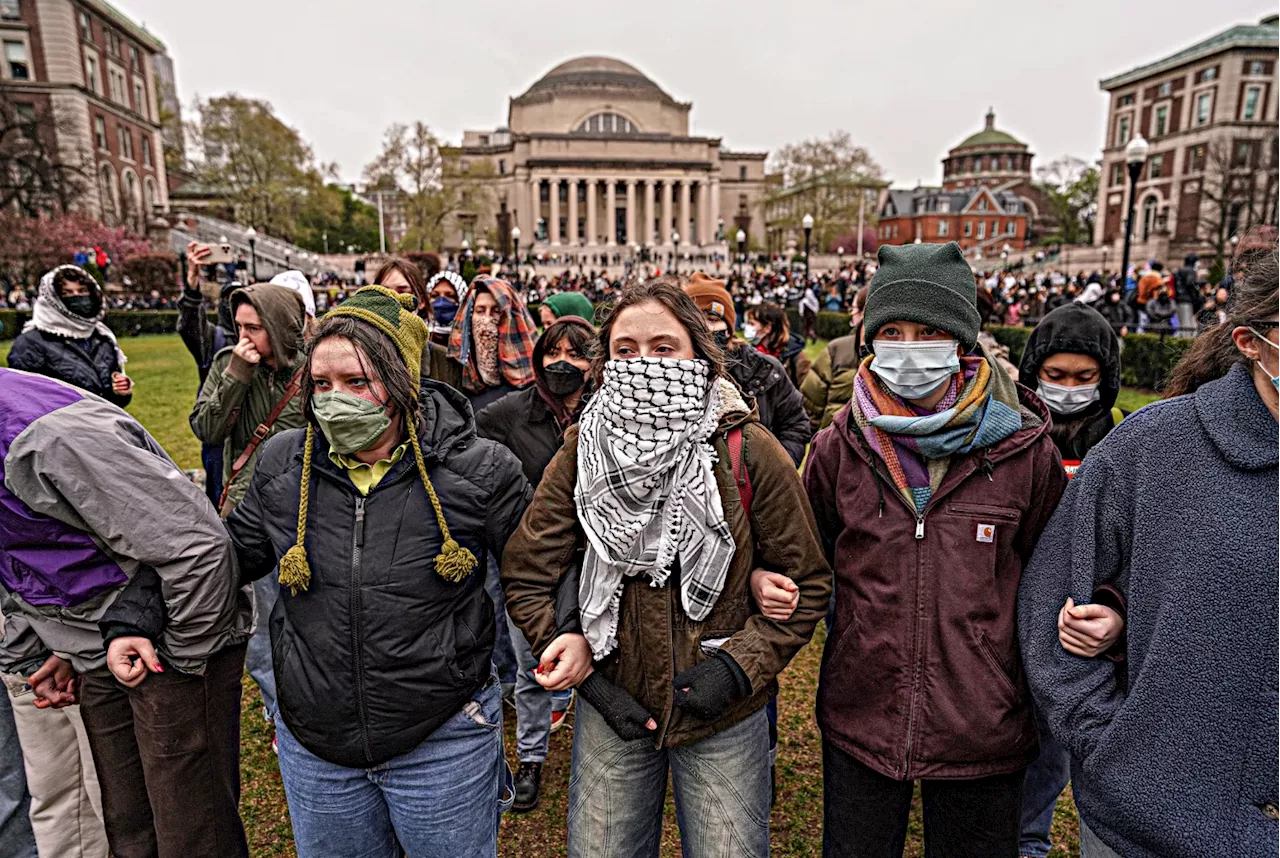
[327,443,408,496]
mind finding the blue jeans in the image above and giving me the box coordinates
[1078,818,1125,858]
[245,568,279,719]
[1019,712,1071,857]
[0,687,35,858]
[485,556,517,689]
[275,678,512,858]
[568,699,770,858]
[506,612,551,763]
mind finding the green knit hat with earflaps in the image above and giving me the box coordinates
[276,288,478,596]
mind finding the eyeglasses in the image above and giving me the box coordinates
[1247,320,1280,331]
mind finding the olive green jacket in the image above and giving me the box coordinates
[800,333,862,433]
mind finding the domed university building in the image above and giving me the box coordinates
[444,56,768,254]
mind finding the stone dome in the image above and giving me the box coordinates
[522,56,667,97]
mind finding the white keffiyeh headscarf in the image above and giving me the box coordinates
[574,357,737,659]
[24,265,127,368]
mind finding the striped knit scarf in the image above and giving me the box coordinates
[447,277,538,393]
[851,353,1023,512]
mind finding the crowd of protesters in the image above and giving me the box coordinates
[0,229,1275,858]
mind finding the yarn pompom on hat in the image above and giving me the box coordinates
[276,286,477,595]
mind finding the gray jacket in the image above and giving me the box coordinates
[0,367,253,675]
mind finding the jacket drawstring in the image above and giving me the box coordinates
[979,451,995,482]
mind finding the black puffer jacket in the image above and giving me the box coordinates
[1018,303,1125,463]
[726,345,811,466]
[226,380,532,768]
[6,329,130,407]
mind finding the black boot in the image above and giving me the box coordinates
[513,761,542,813]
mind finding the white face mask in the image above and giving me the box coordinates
[1250,328,1279,390]
[743,323,760,343]
[870,339,960,400]
[1036,379,1100,415]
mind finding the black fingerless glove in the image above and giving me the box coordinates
[578,672,656,741]
[672,652,753,720]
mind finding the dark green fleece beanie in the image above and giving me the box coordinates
[864,242,981,351]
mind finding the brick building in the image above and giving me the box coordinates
[1094,14,1278,261]
[876,110,1043,256]
[0,0,170,230]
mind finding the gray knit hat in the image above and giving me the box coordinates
[864,242,981,351]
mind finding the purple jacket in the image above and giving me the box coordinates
[0,368,252,674]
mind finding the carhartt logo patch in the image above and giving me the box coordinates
[711,300,726,317]
[976,524,996,543]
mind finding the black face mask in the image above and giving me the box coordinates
[62,295,97,318]
[712,329,731,351]
[543,361,586,397]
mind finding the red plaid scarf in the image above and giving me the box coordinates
[447,277,538,392]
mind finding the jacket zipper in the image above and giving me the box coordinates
[902,530,924,779]
[350,496,373,763]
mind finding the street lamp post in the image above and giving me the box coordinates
[322,232,328,255]
[1119,135,1149,294]
[672,230,680,274]
[1001,250,1009,272]
[837,245,844,272]
[245,226,258,282]
[511,226,521,283]
[802,213,814,281]
[736,228,746,284]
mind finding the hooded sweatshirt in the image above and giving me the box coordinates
[190,283,307,510]
[1018,304,1124,465]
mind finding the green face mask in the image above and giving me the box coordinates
[312,391,392,454]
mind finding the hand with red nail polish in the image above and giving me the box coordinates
[107,637,165,688]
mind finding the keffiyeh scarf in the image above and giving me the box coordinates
[575,358,736,659]
[24,265,127,368]
[851,353,1023,512]
[447,277,537,392]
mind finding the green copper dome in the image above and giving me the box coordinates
[953,109,1025,150]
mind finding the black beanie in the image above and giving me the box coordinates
[864,242,981,351]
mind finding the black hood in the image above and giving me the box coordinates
[416,378,478,459]
[1018,304,1121,413]
[780,330,806,360]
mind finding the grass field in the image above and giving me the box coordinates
[0,333,1152,856]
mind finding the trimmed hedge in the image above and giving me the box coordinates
[0,310,218,340]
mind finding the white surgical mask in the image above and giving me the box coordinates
[1250,328,1279,390]
[870,339,960,400]
[743,323,760,343]
[1036,379,1100,415]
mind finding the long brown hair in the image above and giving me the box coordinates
[591,276,727,386]
[748,301,791,353]
[1163,249,1278,398]
[373,256,429,317]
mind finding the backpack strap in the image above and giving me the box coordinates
[1111,406,1125,426]
[218,366,305,515]
[727,427,753,522]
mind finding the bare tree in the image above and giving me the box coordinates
[766,131,883,252]
[0,88,91,215]
[1197,137,1271,261]
[363,121,461,251]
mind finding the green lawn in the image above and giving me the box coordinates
[2,333,1098,857]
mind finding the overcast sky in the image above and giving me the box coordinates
[121,0,1270,186]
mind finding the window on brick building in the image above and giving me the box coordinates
[133,80,146,118]
[93,115,107,150]
[964,221,972,236]
[1248,60,1265,76]
[1158,81,1172,97]
[0,1,18,20]
[128,45,139,72]
[1197,92,1212,125]
[1006,221,1015,235]
[1116,116,1130,147]
[1119,93,1134,106]
[739,165,747,180]
[1149,154,1164,179]
[141,135,151,167]
[1187,144,1206,173]
[1154,105,1168,137]
[4,40,28,79]
[937,221,949,237]
[85,55,98,92]
[117,125,133,160]
[1111,162,1124,185]
[78,11,91,40]
[977,221,986,239]
[1200,66,1217,82]
[106,29,120,58]
[15,101,35,138]
[1243,86,1261,120]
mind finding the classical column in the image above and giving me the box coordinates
[645,181,657,246]
[661,181,673,244]
[697,181,710,245]
[549,178,561,246]
[625,180,637,247]
[605,179,617,246]
[679,181,692,245]
[586,178,597,246]
[710,177,721,241]
[567,178,579,246]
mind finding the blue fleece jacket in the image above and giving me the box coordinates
[1018,363,1278,858]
